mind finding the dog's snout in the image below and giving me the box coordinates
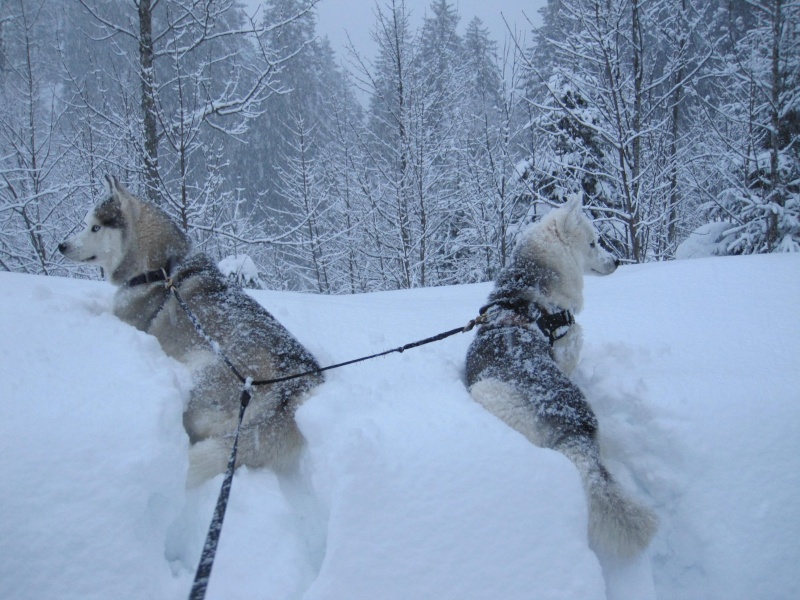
[58,242,68,255]
[614,258,620,267]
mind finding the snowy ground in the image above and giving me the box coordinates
[1,254,798,600]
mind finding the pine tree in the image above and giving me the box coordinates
[698,0,800,254]
[455,17,527,280]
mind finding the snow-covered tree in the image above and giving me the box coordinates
[524,0,713,261]
[696,0,800,254]
[455,19,529,279]
[269,112,332,293]
[0,0,81,276]
[314,88,372,293]
[66,0,311,240]
[239,0,345,215]
[351,0,422,289]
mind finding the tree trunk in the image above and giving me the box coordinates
[138,0,159,203]
[666,0,687,255]
[767,0,784,250]
[630,0,643,261]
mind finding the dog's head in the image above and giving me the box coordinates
[58,175,139,275]
[557,195,618,276]
[60,176,191,284]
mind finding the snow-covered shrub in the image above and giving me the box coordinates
[218,255,264,289]
[676,222,738,259]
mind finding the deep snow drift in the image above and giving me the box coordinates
[1,254,798,600]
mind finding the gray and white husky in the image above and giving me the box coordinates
[59,176,323,485]
[465,196,658,558]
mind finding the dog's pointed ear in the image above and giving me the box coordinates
[104,174,116,198]
[103,174,126,200]
[104,175,140,221]
[564,193,583,214]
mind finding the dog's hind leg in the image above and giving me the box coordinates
[245,412,306,473]
[469,376,657,558]
[187,437,230,487]
[555,436,658,559]
[469,378,555,447]
[185,414,305,487]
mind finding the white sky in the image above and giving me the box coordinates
[243,0,547,61]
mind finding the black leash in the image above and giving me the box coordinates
[249,320,482,386]
[140,272,485,600]
[167,278,484,390]
[188,387,250,600]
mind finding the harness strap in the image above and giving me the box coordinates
[163,274,484,389]
[126,257,180,288]
[127,269,168,287]
[169,284,250,385]
[536,309,575,345]
[479,297,574,345]
[250,319,482,387]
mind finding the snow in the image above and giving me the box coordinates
[218,255,263,289]
[675,222,736,259]
[1,254,799,600]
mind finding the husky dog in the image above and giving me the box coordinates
[59,176,323,485]
[465,196,657,558]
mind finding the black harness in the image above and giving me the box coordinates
[126,258,178,287]
[127,268,169,287]
[478,297,575,345]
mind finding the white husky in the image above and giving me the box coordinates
[59,176,323,485]
[465,196,658,558]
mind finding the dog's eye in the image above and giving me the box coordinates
[590,241,596,248]
[91,225,101,233]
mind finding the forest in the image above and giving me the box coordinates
[1,0,798,293]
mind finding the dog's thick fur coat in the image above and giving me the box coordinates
[465,197,657,558]
[60,177,323,485]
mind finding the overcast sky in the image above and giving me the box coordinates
[243,1,547,61]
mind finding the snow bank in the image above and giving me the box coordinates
[577,255,800,599]
[0,274,189,600]
[1,254,798,600]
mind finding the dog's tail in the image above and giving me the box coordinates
[559,440,658,559]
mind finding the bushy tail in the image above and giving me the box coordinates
[559,440,658,558]
[584,468,658,558]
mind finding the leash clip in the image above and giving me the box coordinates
[161,268,174,291]
[239,380,252,409]
[462,312,488,332]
